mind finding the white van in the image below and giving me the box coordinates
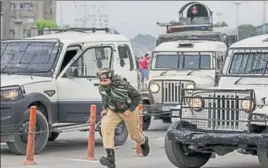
[165,34,268,168]
[0,29,138,154]
[141,39,227,130]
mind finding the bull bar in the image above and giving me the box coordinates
[167,88,268,147]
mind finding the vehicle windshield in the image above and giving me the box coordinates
[152,53,211,70]
[1,41,60,77]
[227,49,268,76]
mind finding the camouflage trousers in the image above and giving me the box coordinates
[101,108,145,149]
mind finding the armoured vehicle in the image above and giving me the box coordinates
[165,34,268,168]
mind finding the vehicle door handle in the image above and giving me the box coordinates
[94,83,99,86]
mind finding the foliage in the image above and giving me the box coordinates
[62,25,71,29]
[213,21,228,27]
[238,24,257,40]
[34,19,58,31]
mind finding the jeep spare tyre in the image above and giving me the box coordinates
[6,108,49,155]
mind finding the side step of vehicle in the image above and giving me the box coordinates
[51,121,101,133]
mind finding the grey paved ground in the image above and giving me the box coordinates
[1,120,261,168]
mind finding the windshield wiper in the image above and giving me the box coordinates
[160,70,169,76]
[234,67,267,85]
[1,71,24,75]
[1,70,54,75]
[234,76,243,85]
[187,70,196,76]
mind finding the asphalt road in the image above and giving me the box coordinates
[1,120,262,168]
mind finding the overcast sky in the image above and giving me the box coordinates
[56,1,268,39]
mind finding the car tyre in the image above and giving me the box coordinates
[142,116,151,131]
[165,123,211,168]
[257,129,268,168]
[7,108,49,155]
[48,132,60,141]
[99,121,128,146]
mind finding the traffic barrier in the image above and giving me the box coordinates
[24,106,37,165]
[86,105,97,160]
[134,104,144,157]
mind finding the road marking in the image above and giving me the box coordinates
[60,157,99,163]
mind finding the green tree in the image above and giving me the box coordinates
[238,24,257,40]
[213,21,228,27]
[34,19,58,31]
[62,25,71,29]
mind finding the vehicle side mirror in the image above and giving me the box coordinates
[65,67,78,78]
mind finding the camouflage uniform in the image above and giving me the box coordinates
[97,69,150,168]
[99,75,141,113]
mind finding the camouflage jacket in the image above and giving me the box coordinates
[99,74,141,113]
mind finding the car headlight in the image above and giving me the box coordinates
[185,83,195,93]
[150,83,160,93]
[0,86,24,101]
[241,98,255,113]
[188,96,204,112]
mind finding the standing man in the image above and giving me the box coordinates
[139,53,150,89]
[97,68,150,168]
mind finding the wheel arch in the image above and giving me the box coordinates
[25,93,55,125]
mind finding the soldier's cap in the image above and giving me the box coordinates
[96,68,114,79]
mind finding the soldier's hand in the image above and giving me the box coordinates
[124,110,132,117]
[101,110,108,117]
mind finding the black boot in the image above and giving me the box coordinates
[141,136,150,156]
[100,149,116,168]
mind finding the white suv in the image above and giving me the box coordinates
[1,29,138,154]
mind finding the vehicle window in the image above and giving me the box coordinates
[1,41,60,76]
[184,55,200,69]
[154,54,211,69]
[1,43,7,56]
[69,46,113,77]
[229,52,268,75]
[200,55,211,68]
[118,44,134,70]
[59,47,79,74]
[155,55,179,69]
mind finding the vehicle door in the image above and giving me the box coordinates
[114,43,138,88]
[57,44,115,123]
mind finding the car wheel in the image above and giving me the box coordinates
[99,121,128,146]
[257,129,268,168]
[48,132,60,141]
[6,108,49,155]
[142,116,151,131]
[165,132,211,168]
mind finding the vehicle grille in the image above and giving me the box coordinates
[180,89,254,131]
[208,95,240,130]
[162,81,184,104]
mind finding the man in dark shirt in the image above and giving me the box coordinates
[97,68,150,168]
